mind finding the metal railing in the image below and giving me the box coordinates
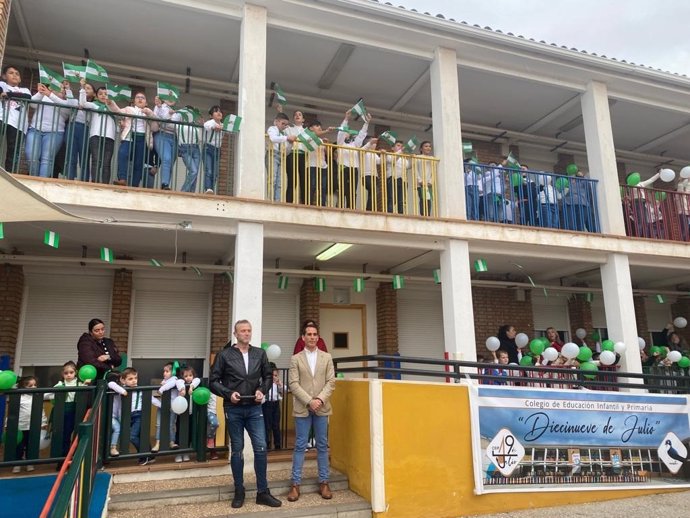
[621,185,690,241]
[465,164,601,231]
[266,139,440,216]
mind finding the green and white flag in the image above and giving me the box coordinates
[224,271,234,283]
[63,63,85,82]
[353,277,365,293]
[350,98,367,118]
[392,274,405,290]
[656,294,665,304]
[462,141,473,154]
[150,258,163,267]
[91,100,109,112]
[177,106,201,123]
[43,230,60,248]
[0,222,4,239]
[314,277,326,293]
[273,83,287,105]
[506,152,521,169]
[335,125,359,136]
[297,128,323,152]
[433,269,441,285]
[191,266,202,277]
[585,292,594,303]
[403,135,419,154]
[85,59,108,82]
[100,247,114,263]
[379,130,397,146]
[38,63,64,89]
[474,259,488,272]
[277,275,289,290]
[222,114,242,133]
[106,84,132,102]
[157,81,180,103]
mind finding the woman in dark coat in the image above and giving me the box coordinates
[77,318,122,380]
[497,324,519,364]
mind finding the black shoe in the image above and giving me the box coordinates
[161,184,171,191]
[256,489,282,507]
[231,488,245,508]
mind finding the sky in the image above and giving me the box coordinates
[396,0,690,77]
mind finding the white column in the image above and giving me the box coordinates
[232,221,264,345]
[235,3,267,199]
[430,47,465,219]
[600,253,643,383]
[440,239,476,362]
[581,81,625,235]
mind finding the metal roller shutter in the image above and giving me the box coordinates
[532,293,569,333]
[261,287,299,369]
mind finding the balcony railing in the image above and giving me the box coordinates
[621,185,690,241]
[465,163,601,232]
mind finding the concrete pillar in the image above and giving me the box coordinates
[581,81,625,235]
[600,253,643,381]
[232,221,264,345]
[440,240,476,361]
[430,47,464,219]
[235,3,267,199]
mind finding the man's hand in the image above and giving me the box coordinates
[254,390,265,403]
[309,398,323,412]
[230,391,241,403]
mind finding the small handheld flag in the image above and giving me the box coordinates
[656,294,665,304]
[353,278,365,293]
[403,135,419,154]
[157,82,180,103]
[433,269,441,284]
[63,63,85,83]
[474,259,488,272]
[150,259,163,267]
[379,130,397,146]
[38,63,64,90]
[273,83,287,105]
[106,84,132,102]
[222,114,242,133]
[335,126,359,136]
[296,128,323,152]
[392,274,405,290]
[85,60,109,82]
[43,230,60,248]
[176,106,201,122]
[277,275,289,290]
[314,277,326,293]
[350,98,367,119]
[462,141,473,154]
[506,152,521,170]
[100,247,114,263]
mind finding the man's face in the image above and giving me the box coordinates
[123,374,138,387]
[234,323,252,345]
[302,326,319,350]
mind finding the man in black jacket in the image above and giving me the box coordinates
[210,319,281,509]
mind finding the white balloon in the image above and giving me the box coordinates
[561,342,580,359]
[171,396,189,415]
[542,347,559,362]
[486,336,501,352]
[599,350,616,366]
[667,350,682,363]
[660,168,676,182]
[515,333,529,348]
[575,328,587,340]
[267,344,282,361]
[673,317,688,329]
[681,166,690,179]
[638,337,646,350]
[39,429,51,450]
[614,341,626,355]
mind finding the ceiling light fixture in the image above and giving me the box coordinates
[316,243,353,261]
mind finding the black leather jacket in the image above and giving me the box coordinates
[209,343,272,406]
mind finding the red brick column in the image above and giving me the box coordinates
[472,141,503,164]
[568,294,594,346]
[218,100,237,196]
[211,273,231,354]
[300,278,320,329]
[0,264,23,368]
[376,283,398,355]
[110,270,132,354]
[0,1,11,71]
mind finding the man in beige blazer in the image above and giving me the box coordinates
[287,322,336,502]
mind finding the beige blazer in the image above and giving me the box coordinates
[288,349,336,417]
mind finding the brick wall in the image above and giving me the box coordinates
[553,153,575,175]
[0,264,23,368]
[633,295,649,342]
[110,270,132,354]
[376,283,398,355]
[218,99,237,196]
[472,286,533,360]
[568,294,594,346]
[471,141,503,164]
[211,273,231,353]
[670,297,690,344]
[0,1,10,71]
[300,278,321,329]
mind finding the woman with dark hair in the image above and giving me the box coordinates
[497,324,519,364]
[293,319,328,354]
[77,318,122,380]
[667,332,688,353]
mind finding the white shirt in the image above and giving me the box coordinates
[267,125,288,154]
[79,90,116,139]
[29,92,70,133]
[305,347,318,376]
[204,119,223,148]
[385,151,408,179]
[361,142,380,177]
[337,118,369,168]
[242,351,249,374]
[286,124,306,153]
[154,103,176,134]
[173,112,200,144]
[308,145,327,168]
[0,81,32,131]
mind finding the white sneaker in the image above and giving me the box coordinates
[174,455,183,463]
[26,465,35,472]
[182,454,190,462]
[205,189,214,194]
[12,466,20,474]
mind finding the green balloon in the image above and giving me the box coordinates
[591,331,601,342]
[0,370,18,390]
[658,346,667,358]
[529,339,545,356]
[649,345,660,356]
[577,346,593,362]
[579,361,598,379]
[678,357,690,368]
[78,364,97,383]
[261,342,269,350]
[1,429,23,445]
[520,355,534,366]
[336,373,345,379]
[192,387,211,405]
[626,172,641,186]
[555,177,570,191]
[601,340,614,352]
[539,337,551,348]
[655,191,667,201]
[511,172,522,186]
[566,164,579,176]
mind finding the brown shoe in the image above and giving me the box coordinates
[113,179,127,186]
[319,482,332,499]
[287,484,300,502]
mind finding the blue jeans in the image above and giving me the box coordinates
[66,121,89,180]
[204,145,220,192]
[25,128,64,178]
[268,151,283,201]
[225,404,268,491]
[155,411,176,441]
[465,185,480,220]
[207,412,219,439]
[179,144,201,192]
[154,132,177,187]
[111,417,121,447]
[484,194,505,222]
[117,134,151,187]
[292,413,329,484]
[130,411,142,452]
[540,203,559,228]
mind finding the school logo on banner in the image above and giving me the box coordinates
[658,432,687,474]
[486,428,525,477]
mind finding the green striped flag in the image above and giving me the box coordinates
[379,130,397,146]
[297,128,323,152]
[585,292,594,303]
[403,135,419,154]
[474,259,488,272]
[43,230,60,248]
[433,269,441,284]
[191,266,202,277]
[63,63,85,82]
[38,63,64,89]
[462,141,473,154]
[106,84,132,102]
[277,275,289,290]
[335,126,359,136]
[100,247,114,263]
[91,100,109,112]
[85,59,108,82]
[353,278,365,293]
[177,106,201,122]
[656,294,665,304]
[392,274,405,290]
[150,259,163,267]
[273,83,287,105]
[0,222,4,239]
[222,114,242,133]
[314,277,326,293]
[506,152,521,170]
[157,82,180,103]
[350,98,367,118]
